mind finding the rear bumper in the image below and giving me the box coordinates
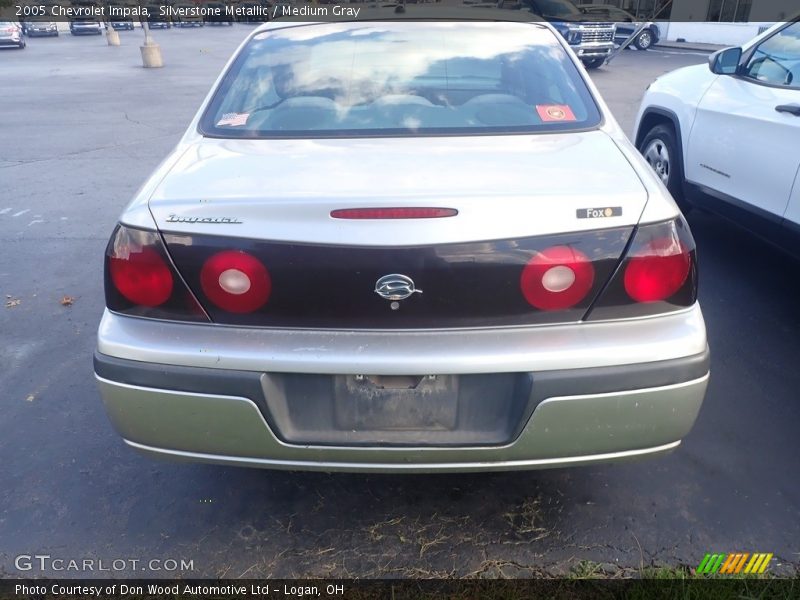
[95,306,709,472]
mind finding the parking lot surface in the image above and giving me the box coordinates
[1,29,798,578]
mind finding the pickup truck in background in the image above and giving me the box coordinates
[496,0,617,69]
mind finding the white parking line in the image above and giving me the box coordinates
[0,208,11,215]
[28,220,44,227]
[12,209,30,217]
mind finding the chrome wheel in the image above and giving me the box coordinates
[636,30,653,50]
[643,139,671,185]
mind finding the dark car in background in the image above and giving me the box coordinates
[108,18,135,30]
[107,1,137,29]
[204,2,234,25]
[234,0,271,23]
[0,21,26,47]
[143,5,172,28]
[25,21,59,36]
[174,3,205,27]
[70,19,103,34]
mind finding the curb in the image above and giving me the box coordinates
[654,42,725,53]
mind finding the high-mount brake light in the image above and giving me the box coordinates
[331,208,458,219]
[200,250,272,314]
[520,245,595,311]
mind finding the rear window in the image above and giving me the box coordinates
[199,21,602,138]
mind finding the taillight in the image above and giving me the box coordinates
[623,238,691,303]
[200,250,271,313]
[520,246,595,311]
[104,225,209,322]
[586,217,697,321]
[110,247,173,307]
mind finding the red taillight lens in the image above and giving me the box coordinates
[331,207,458,219]
[105,225,209,322]
[520,245,595,311]
[200,250,271,314]
[624,238,691,303]
[584,217,697,321]
[109,246,173,307]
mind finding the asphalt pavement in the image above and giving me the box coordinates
[0,28,798,578]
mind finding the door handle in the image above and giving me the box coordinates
[775,104,800,116]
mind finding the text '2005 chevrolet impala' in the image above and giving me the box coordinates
[94,17,709,472]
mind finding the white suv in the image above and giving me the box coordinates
[635,20,800,259]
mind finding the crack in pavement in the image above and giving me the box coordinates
[0,132,182,169]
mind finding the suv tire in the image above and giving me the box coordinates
[639,124,691,213]
[634,29,654,50]
[582,58,605,70]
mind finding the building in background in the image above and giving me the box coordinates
[580,0,792,44]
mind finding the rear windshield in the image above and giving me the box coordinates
[199,21,601,138]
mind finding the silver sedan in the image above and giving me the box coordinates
[95,14,709,472]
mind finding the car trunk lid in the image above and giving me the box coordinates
[149,132,647,328]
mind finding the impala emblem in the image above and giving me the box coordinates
[374,274,422,301]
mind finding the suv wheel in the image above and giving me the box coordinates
[582,58,605,70]
[639,124,691,213]
[634,29,654,50]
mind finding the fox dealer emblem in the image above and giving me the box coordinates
[374,274,422,310]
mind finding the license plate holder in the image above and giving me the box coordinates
[334,375,458,431]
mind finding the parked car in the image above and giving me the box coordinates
[576,4,659,50]
[0,22,26,48]
[95,15,709,473]
[24,21,60,36]
[204,2,234,25]
[497,0,616,69]
[108,19,135,30]
[70,20,103,35]
[143,5,171,28]
[636,19,800,259]
[175,4,205,27]
[234,0,271,23]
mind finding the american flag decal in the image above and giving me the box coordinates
[216,112,249,127]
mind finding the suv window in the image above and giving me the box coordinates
[200,22,601,138]
[743,21,800,89]
[608,9,634,21]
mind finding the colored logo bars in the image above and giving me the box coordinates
[697,553,773,575]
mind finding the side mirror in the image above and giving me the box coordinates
[709,47,742,75]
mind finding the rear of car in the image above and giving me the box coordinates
[204,2,234,25]
[70,20,103,35]
[175,5,204,27]
[0,22,25,47]
[143,5,171,28]
[95,20,709,472]
[109,19,135,30]
[26,21,59,37]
